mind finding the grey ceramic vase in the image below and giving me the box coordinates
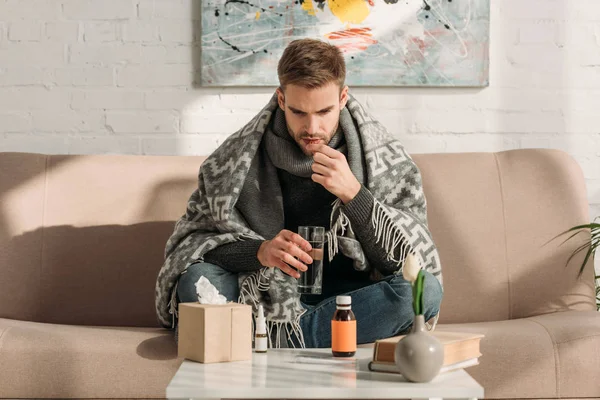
[394,314,444,382]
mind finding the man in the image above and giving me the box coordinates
[155,38,443,348]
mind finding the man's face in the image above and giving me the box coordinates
[276,82,348,156]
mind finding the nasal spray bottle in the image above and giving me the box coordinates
[254,304,268,353]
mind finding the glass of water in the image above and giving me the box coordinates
[297,226,325,295]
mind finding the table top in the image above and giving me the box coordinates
[166,348,484,399]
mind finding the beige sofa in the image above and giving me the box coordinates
[0,149,598,399]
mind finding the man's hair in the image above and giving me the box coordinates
[277,38,346,90]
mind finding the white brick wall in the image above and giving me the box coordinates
[0,1,599,241]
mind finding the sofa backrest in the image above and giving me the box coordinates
[0,152,204,327]
[413,149,595,323]
[0,149,595,327]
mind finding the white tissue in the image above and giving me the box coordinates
[195,276,227,305]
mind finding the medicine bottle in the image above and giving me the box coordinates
[331,295,356,357]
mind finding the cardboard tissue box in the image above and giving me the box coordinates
[177,302,253,363]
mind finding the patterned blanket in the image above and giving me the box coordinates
[154,93,442,347]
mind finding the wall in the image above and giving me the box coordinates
[1,1,599,230]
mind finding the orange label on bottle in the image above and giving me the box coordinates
[331,320,357,352]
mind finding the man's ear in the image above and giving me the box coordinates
[276,87,285,111]
[339,85,349,109]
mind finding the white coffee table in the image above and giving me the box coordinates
[166,348,484,400]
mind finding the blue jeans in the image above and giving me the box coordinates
[177,262,443,348]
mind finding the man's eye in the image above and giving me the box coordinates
[318,110,330,115]
[293,111,305,116]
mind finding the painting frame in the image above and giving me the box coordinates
[201,0,490,87]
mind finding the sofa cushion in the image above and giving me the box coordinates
[436,310,600,399]
[529,311,600,397]
[0,318,182,398]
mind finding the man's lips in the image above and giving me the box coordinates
[303,139,322,145]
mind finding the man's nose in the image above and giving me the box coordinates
[305,116,319,135]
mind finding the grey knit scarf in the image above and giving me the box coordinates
[264,105,351,178]
[154,93,443,347]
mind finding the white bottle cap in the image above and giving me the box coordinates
[336,295,351,305]
[256,304,267,334]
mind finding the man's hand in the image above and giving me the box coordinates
[257,230,313,278]
[307,143,361,204]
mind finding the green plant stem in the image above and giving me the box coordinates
[412,280,418,315]
[413,270,425,315]
[418,270,425,315]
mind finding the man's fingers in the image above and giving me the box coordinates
[283,242,313,264]
[308,144,342,159]
[280,230,312,252]
[311,173,327,187]
[311,162,330,176]
[274,260,300,278]
[279,251,308,272]
[279,229,297,241]
[313,152,336,168]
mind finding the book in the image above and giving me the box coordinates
[368,357,479,375]
[372,330,484,367]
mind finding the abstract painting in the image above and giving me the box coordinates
[201,0,490,87]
